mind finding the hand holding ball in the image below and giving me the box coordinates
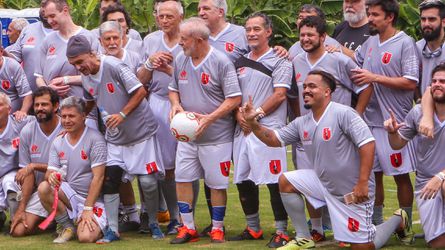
[170,112,199,142]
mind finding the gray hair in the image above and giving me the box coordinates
[157,0,184,15]
[11,18,29,31]
[180,17,210,40]
[99,20,123,37]
[0,92,11,107]
[60,96,86,115]
[211,0,228,17]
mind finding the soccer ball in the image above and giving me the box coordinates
[170,112,199,142]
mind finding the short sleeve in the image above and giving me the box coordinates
[12,63,32,97]
[18,126,31,168]
[117,62,143,94]
[34,39,47,78]
[401,39,420,83]
[47,142,61,171]
[272,59,292,89]
[275,118,302,146]
[398,106,420,141]
[90,138,107,168]
[341,108,375,147]
[221,61,241,98]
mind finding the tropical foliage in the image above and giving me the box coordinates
[1,0,423,47]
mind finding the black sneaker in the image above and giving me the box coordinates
[228,227,264,241]
[138,212,150,234]
[198,223,212,237]
[266,232,289,248]
[170,226,199,244]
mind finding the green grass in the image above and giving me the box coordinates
[0,154,430,249]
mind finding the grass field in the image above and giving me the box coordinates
[0,154,431,249]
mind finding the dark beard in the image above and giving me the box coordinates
[303,41,321,53]
[303,104,312,109]
[36,111,53,122]
[369,26,379,36]
[422,25,442,42]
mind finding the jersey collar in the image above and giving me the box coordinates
[311,101,333,126]
[190,46,214,70]
[305,51,328,69]
[377,31,404,47]
[209,23,230,41]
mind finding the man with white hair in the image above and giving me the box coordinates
[6,18,29,45]
[169,17,241,244]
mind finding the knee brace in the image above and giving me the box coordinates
[237,180,259,215]
[267,183,288,221]
[102,165,123,194]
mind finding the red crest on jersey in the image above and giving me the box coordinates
[2,80,10,90]
[11,138,20,149]
[31,144,38,153]
[146,162,159,174]
[269,160,282,175]
[179,70,187,80]
[88,88,94,96]
[58,151,65,159]
[381,52,392,64]
[225,42,235,53]
[81,149,88,160]
[303,130,309,140]
[390,153,403,168]
[25,36,35,45]
[201,73,210,85]
[220,161,230,177]
[296,72,302,81]
[348,217,360,232]
[106,82,115,93]
[322,127,331,141]
[48,46,56,55]
[93,206,103,217]
[237,67,245,75]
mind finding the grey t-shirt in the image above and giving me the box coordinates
[122,49,142,74]
[169,47,242,145]
[355,32,419,127]
[0,56,32,112]
[209,23,249,63]
[416,39,445,94]
[83,55,158,146]
[276,102,376,198]
[289,35,341,60]
[48,127,107,198]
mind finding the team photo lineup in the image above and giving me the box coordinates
[0,0,444,249]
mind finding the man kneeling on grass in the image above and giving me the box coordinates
[38,96,107,243]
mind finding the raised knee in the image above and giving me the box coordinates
[37,181,51,197]
[278,174,289,192]
[10,226,27,237]
[78,232,97,243]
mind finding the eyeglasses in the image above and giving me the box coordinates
[422,42,443,58]
[419,0,445,10]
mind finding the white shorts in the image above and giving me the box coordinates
[284,169,376,243]
[149,94,177,170]
[175,141,232,189]
[415,189,445,243]
[60,182,107,232]
[371,127,415,175]
[25,191,48,218]
[233,133,287,184]
[295,147,312,170]
[107,135,165,177]
[0,171,19,209]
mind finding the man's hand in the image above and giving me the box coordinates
[105,114,124,129]
[78,210,98,232]
[419,115,434,139]
[15,165,34,185]
[235,108,251,135]
[13,111,27,122]
[351,68,378,86]
[149,52,174,68]
[193,113,215,139]
[169,104,184,121]
[273,46,289,58]
[241,96,261,126]
[352,181,369,204]
[48,77,70,97]
[48,172,61,187]
[420,176,443,200]
[325,44,341,53]
[155,61,173,76]
[10,209,28,233]
[383,110,405,134]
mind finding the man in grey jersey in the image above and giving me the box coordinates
[10,87,62,237]
[229,13,291,248]
[38,96,107,244]
[241,70,412,250]
[66,34,164,242]
[168,17,241,244]
[352,0,418,232]
[385,63,445,248]
[6,18,29,45]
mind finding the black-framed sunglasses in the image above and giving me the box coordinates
[422,42,443,58]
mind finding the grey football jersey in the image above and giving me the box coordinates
[398,105,445,190]
[35,28,99,98]
[416,39,445,94]
[276,102,376,197]
[209,23,249,62]
[48,127,107,198]
[91,27,142,41]
[6,22,52,92]
[83,55,158,146]
[355,32,419,127]
[236,49,292,131]
[122,49,142,74]
[141,31,182,98]
[0,57,32,112]
[292,52,367,116]
[0,115,33,178]
[19,119,63,185]
[288,35,341,60]
[169,47,242,145]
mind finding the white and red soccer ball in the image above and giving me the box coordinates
[170,112,199,142]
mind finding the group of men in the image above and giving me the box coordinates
[0,0,444,249]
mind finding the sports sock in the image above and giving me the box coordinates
[373,205,384,225]
[374,215,402,249]
[178,201,195,230]
[6,192,18,220]
[138,175,159,225]
[275,220,288,234]
[55,211,74,230]
[246,212,261,232]
[160,179,179,221]
[211,206,226,231]
[280,192,311,239]
[104,193,120,233]
[123,204,140,223]
[311,218,323,233]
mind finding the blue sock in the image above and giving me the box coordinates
[212,206,226,230]
[178,201,195,230]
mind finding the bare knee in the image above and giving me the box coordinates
[278,174,294,193]
[37,181,51,198]
[77,230,100,243]
[10,224,27,237]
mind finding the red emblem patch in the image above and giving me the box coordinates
[2,80,10,90]
[88,88,94,96]
[26,36,35,45]
[220,161,230,177]
[348,217,360,232]
[48,46,56,55]
[58,151,65,159]
[390,153,403,168]
[237,67,245,75]
[146,162,159,174]
[81,149,88,160]
[269,160,282,175]
[381,52,392,64]
[106,82,115,93]
[225,42,235,53]
[303,130,309,140]
[11,138,20,149]
[179,70,187,80]
[296,72,301,81]
[93,206,103,217]
[201,73,210,85]
[31,144,38,153]
[322,127,331,141]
